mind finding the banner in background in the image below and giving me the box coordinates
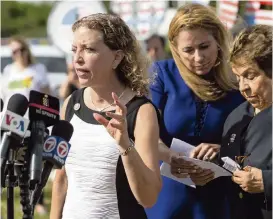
[111,1,167,41]
[217,0,239,29]
[47,1,106,54]
[244,1,273,26]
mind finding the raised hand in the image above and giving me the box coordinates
[93,92,130,149]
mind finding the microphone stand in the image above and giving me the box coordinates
[5,148,17,219]
[18,161,33,219]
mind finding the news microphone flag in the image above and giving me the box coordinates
[0,94,29,187]
[0,110,29,137]
[30,120,73,207]
[29,90,60,127]
[43,135,71,169]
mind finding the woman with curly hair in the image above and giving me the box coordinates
[50,13,162,219]
[220,24,272,219]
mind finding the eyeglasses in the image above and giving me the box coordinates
[235,154,251,167]
[12,47,26,55]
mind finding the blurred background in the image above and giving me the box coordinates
[0,1,272,218]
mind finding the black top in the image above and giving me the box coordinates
[220,101,272,219]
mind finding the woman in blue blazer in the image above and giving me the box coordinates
[146,4,244,219]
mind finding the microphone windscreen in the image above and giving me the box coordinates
[7,94,29,116]
[29,90,60,127]
[0,99,3,112]
[51,120,74,142]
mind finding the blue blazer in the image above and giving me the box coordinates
[146,59,245,219]
[150,59,244,147]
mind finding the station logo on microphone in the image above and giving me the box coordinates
[57,141,69,159]
[42,94,49,107]
[43,136,71,168]
[0,110,30,137]
[43,136,57,153]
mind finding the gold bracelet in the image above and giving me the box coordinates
[120,139,134,156]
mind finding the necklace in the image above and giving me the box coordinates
[91,87,126,112]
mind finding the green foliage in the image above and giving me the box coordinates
[1,182,52,219]
[103,1,111,12]
[0,1,112,38]
[1,1,53,38]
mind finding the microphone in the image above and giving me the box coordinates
[15,129,50,165]
[30,120,73,207]
[0,94,30,138]
[0,94,29,183]
[28,90,60,189]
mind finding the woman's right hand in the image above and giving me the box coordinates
[190,143,220,161]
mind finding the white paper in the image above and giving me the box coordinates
[170,138,195,157]
[221,157,241,173]
[160,138,232,188]
[160,163,196,188]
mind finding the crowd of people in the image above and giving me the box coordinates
[0,3,271,219]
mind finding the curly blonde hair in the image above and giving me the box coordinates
[168,3,237,101]
[72,13,150,95]
[229,24,272,78]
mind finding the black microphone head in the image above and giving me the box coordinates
[29,90,60,127]
[0,98,3,112]
[51,120,74,142]
[7,94,29,116]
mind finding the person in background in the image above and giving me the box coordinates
[0,36,51,103]
[0,36,50,215]
[230,16,249,39]
[59,63,81,101]
[220,24,272,219]
[145,34,168,62]
[50,13,161,219]
[145,3,244,219]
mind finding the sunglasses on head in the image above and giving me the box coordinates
[12,47,26,55]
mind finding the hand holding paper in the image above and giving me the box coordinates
[160,138,232,188]
[190,143,220,161]
[170,155,201,178]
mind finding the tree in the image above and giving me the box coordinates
[1,1,52,38]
